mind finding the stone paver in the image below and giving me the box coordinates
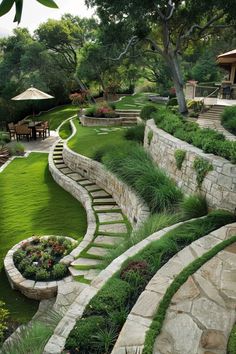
[93,197,116,204]
[91,190,110,198]
[97,212,124,223]
[87,247,109,257]
[60,167,73,174]
[93,205,121,211]
[85,184,101,192]
[71,258,102,267]
[99,223,127,234]
[66,173,84,181]
[94,235,122,246]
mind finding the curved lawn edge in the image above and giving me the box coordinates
[111,222,236,354]
[143,234,236,354]
[43,218,195,354]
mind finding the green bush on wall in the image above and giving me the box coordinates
[193,157,213,187]
[140,104,158,121]
[147,130,153,145]
[221,105,236,136]
[174,149,186,170]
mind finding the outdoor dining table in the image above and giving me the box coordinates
[28,121,43,140]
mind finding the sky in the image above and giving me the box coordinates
[0,0,94,36]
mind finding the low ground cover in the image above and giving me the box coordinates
[221,105,236,136]
[28,104,78,130]
[0,153,87,323]
[149,105,236,163]
[65,210,235,354]
[228,323,236,354]
[143,235,236,354]
[14,236,75,281]
[68,120,128,158]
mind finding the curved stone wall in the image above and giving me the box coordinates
[80,115,123,126]
[4,236,76,300]
[63,143,150,227]
[144,119,236,212]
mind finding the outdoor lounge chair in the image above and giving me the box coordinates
[8,122,16,140]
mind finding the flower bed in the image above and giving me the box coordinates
[13,236,75,281]
[84,102,119,119]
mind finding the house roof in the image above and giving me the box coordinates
[217,49,236,65]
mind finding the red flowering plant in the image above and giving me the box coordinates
[69,89,89,106]
[85,101,119,118]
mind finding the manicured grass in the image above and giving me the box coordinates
[59,119,72,139]
[115,93,154,110]
[143,235,236,354]
[28,105,78,130]
[0,153,87,323]
[68,120,128,158]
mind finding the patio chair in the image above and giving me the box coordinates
[8,122,16,140]
[44,121,50,137]
[15,124,31,141]
[36,123,46,139]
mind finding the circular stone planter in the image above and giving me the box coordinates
[80,115,123,126]
[4,236,77,300]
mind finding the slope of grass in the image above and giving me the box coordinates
[0,153,87,323]
[59,119,72,140]
[68,120,128,158]
[115,93,157,110]
[28,105,78,130]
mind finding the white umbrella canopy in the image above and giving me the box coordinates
[12,87,54,101]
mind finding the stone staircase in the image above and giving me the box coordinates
[115,109,140,125]
[52,141,130,284]
[197,105,236,141]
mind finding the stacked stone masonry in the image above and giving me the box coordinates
[63,144,149,227]
[112,223,236,354]
[144,119,236,212]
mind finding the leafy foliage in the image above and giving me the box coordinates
[179,194,208,219]
[0,301,9,344]
[193,157,213,188]
[174,149,186,170]
[140,104,158,121]
[124,124,145,143]
[221,105,236,136]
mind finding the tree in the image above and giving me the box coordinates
[86,0,236,113]
[0,0,58,23]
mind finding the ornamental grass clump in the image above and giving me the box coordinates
[102,142,183,213]
[13,236,75,281]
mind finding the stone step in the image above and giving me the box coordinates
[60,167,73,174]
[85,184,102,192]
[93,205,121,211]
[98,223,127,234]
[86,246,109,257]
[94,235,123,246]
[71,257,102,268]
[79,179,94,186]
[90,190,110,198]
[66,172,85,182]
[93,198,116,205]
[97,212,124,223]
[69,268,100,281]
[55,163,66,169]
[54,159,64,164]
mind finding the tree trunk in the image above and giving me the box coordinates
[165,51,188,114]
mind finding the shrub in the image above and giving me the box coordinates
[8,142,25,156]
[147,131,153,145]
[84,102,118,118]
[124,124,145,143]
[0,132,10,145]
[167,97,178,106]
[92,144,113,162]
[66,316,106,352]
[174,149,186,170]
[23,265,37,278]
[221,105,236,135]
[180,194,208,219]
[35,268,50,281]
[152,107,236,163]
[140,104,158,121]
[193,157,213,187]
[52,263,67,279]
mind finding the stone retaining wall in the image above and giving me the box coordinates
[4,236,75,300]
[80,115,123,126]
[63,143,150,227]
[144,119,236,212]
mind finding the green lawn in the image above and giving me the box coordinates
[115,93,154,110]
[59,119,72,140]
[29,105,78,130]
[0,153,87,323]
[68,119,128,158]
